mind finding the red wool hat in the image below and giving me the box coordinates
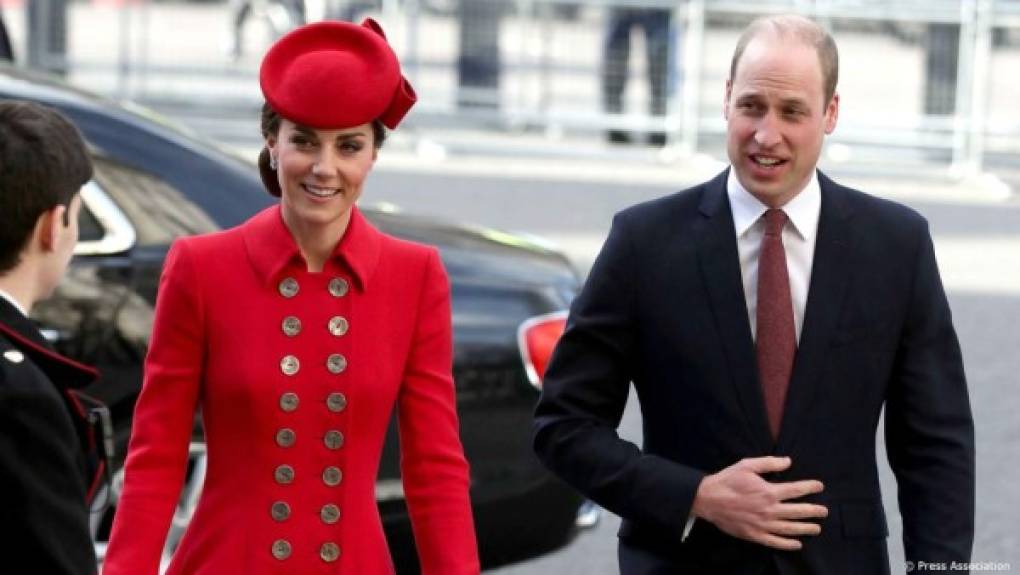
[259,18,416,129]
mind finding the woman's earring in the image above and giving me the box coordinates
[269,155,278,170]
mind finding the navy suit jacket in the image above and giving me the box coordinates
[533,170,974,574]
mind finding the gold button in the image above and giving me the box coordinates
[271,539,292,560]
[276,428,296,448]
[326,354,347,374]
[328,277,349,298]
[282,316,302,337]
[320,541,340,562]
[326,392,347,413]
[274,464,294,485]
[279,392,299,412]
[271,501,291,521]
[327,316,349,337]
[280,355,300,376]
[322,466,342,486]
[278,277,299,298]
[320,504,341,525]
[323,430,344,450]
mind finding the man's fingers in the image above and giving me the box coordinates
[739,456,793,475]
[764,519,823,537]
[773,479,825,501]
[755,532,803,551]
[774,503,828,520]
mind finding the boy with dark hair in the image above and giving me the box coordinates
[0,100,102,575]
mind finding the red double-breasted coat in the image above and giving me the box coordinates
[104,205,479,574]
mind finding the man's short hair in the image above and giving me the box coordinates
[729,15,839,105]
[0,100,92,273]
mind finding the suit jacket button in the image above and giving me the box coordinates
[281,316,302,337]
[276,428,296,448]
[326,392,347,413]
[278,277,299,298]
[280,355,300,376]
[323,430,344,450]
[274,464,294,485]
[327,316,349,337]
[320,504,341,525]
[279,392,299,412]
[270,501,291,521]
[271,539,292,560]
[326,354,347,374]
[320,541,341,562]
[328,277,349,298]
[322,466,342,486]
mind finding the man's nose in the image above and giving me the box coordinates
[754,114,782,148]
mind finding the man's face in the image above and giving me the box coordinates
[724,35,839,207]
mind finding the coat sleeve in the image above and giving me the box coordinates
[885,223,975,569]
[533,211,705,540]
[397,248,480,575]
[0,375,96,575]
[103,239,206,575]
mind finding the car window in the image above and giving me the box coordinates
[78,201,105,243]
[90,155,219,246]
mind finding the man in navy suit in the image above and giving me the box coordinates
[534,14,974,575]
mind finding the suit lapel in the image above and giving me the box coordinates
[775,172,856,453]
[695,171,772,453]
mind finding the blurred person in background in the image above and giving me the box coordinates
[536,14,974,575]
[1,4,13,62]
[601,6,677,146]
[103,18,479,575]
[0,100,103,575]
[227,0,305,59]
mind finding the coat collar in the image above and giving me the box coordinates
[696,169,773,452]
[774,170,856,453]
[242,204,382,292]
[0,297,99,389]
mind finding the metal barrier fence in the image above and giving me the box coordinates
[4,0,1020,172]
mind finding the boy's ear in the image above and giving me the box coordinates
[37,205,67,252]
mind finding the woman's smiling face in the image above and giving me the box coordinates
[267,119,377,228]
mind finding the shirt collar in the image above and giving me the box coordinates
[727,169,821,242]
[243,204,381,292]
[0,288,27,318]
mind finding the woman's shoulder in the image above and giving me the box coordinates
[171,209,269,260]
[375,232,442,276]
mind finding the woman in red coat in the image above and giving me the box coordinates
[103,19,479,575]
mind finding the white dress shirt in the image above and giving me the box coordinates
[727,169,821,344]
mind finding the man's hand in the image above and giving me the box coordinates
[691,456,827,551]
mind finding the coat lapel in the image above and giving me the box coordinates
[775,172,855,453]
[695,171,773,453]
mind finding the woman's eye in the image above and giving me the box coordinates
[341,142,363,153]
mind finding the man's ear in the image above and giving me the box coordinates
[37,205,67,252]
[724,79,733,120]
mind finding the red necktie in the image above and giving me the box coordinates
[756,209,796,440]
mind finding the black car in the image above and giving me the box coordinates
[0,63,588,572]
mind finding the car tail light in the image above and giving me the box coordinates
[517,311,568,389]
